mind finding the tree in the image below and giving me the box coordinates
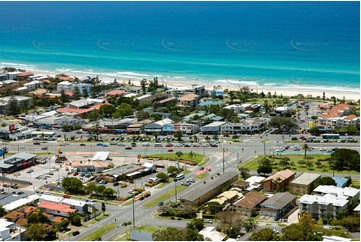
[96,185,106,195]
[0,205,6,217]
[103,188,116,197]
[62,177,84,194]
[306,160,314,170]
[298,213,317,241]
[249,228,276,241]
[85,182,97,194]
[57,219,69,232]
[8,97,20,115]
[243,219,259,233]
[153,227,185,241]
[174,131,183,141]
[257,164,272,175]
[140,79,147,94]
[190,218,204,231]
[113,103,133,118]
[69,212,82,226]
[99,104,116,118]
[87,110,101,121]
[281,224,308,241]
[239,167,250,179]
[156,172,168,182]
[136,110,150,121]
[27,210,49,224]
[176,151,183,162]
[60,89,68,104]
[269,116,298,133]
[302,143,309,158]
[315,176,336,186]
[73,86,80,99]
[279,157,290,169]
[26,223,47,241]
[188,151,195,162]
[216,211,243,237]
[101,202,106,213]
[167,166,178,175]
[206,201,223,215]
[330,149,360,171]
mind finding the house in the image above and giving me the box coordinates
[263,169,295,192]
[179,172,238,206]
[198,100,224,107]
[201,122,226,135]
[0,218,26,241]
[103,163,156,181]
[16,71,33,81]
[177,93,199,108]
[106,89,128,97]
[174,123,199,134]
[23,80,42,91]
[167,85,206,98]
[289,173,321,195]
[312,185,359,202]
[3,195,39,212]
[0,153,37,174]
[19,206,36,217]
[136,93,167,105]
[244,176,266,192]
[6,71,21,80]
[353,204,360,216]
[38,201,76,217]
[231,180,250,193]
[3,211,25,222]
[299,193,349,219]
[199,226,227,241]
[224,104,242,114]
[221,118,269,134]
[130,229,153,241]
[51,216,68,225]
[260,192,296,220]
[155,97,177,108]
[233,191,268,217]
[322,236,351,242]
[208,190,242,206]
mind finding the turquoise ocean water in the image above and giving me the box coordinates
[0,1,359,92]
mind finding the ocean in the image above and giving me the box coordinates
[0,1,359,92]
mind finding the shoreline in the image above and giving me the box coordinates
[9,68,361,102]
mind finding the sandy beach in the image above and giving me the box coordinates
[32,70,360,102]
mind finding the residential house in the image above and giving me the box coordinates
[231,181,250,194]
[289,173,321,195]
[260,192,297,220]
[3,211,25,223]
[233,191,268,217]
[38,201,76,218]
[167,85,206,98]
[106,89,128,97]
[177,93,199,108]
[201,121,226,135]
[136,93,167,105]
[16,72,33,81]
[155,97,177,108]
[312,185,359,202]
[263,169,295,192]
[179,172,238,206]
[198,100,224,107]
[199,227,227,241]
[244,176,266,192]
[208,190,242,207]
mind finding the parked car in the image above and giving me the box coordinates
[113,182,120,186]
[182,181,191,186]
[167,149,173,152]
[33,142,41,145]
[199,167,205,170]
[187,178,195,183]
[157,201,164,206]
[80,143,86,146]
[125,147,132,150]
[10,184,18,189]
[26,169,34,173]
[63,194,71,198]
[73,172,79,176]
[72,231,80,236]
[128,190,134,194]
[165,143,173,147]
[2,184,8,187]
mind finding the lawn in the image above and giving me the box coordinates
[142,186,188,209]
[146,153,207,164]
[195,173,209,179]
[239,155,360,175]
[80,224,116,241]
[351,179,360,189]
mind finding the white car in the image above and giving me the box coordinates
[272,229,279,234]
[319,148,326,151]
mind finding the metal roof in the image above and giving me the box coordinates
[260,192,296,210]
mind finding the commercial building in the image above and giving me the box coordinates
[263,169,295,192]
[260,192,296,220]
[201,122,227,135]
[179,172,238,206]
[289,173,321,195]
[167,85,206,98]
[174,123,199,134]
[0,153,37,174]
[221,118,269,134]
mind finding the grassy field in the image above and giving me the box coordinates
[80,224,116,241]
[146,153,207,164]
[114,226,164,241]
[351,179,360,189]
[239,155,360,175]
[142,186,188,209]
[195,173,209,179]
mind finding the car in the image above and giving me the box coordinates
[165,143,173,147]
[33,142,41,145]
[48,172,54,175]
[323,225,332,230]
[96,143,104,146]
[113,182,120,186]
[199,167,205,170]
[10,184,18,189]
[319,148,326,151]
[331,147,339,151]
[291,136,298,140]
[36,189,44,194]
[73,172,79,176]
[167,149,173,152]
[272,229,279,234]
[202,143,210,147]
[182,181,191,186]
[205,219,213,224]
[187,178,195,183]
[128,190,134,194]
[72,231,80,236]
[157,201,164,206]
[18,145,25,149]
[193,143,201,147]
[144,193,151,198]
[2,184,8,187]
[85,174,91,178]
[80,143,86,146]
[26,169,34,173]
[63,194,71,198]
[44,191,51,195]
[125,147,132,150]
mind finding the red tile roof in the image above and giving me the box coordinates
[264,169,295,182]
[234,191,268,209]
[15,218,28,226]
[58,76,74,81]
[38,201,76,213]
[106,90,128,96]
[16,72,33,77]
[56,107,92,114]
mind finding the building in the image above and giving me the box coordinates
[289,173,321,195]
[16,72,33,81]
[263,169,295,192]
[106,89,128,97]
[136,93,167,105]
[38,201,76,217]
[23,80,42,91]
[167,85,206,98]
[233,191,268,217]
[39,195,93,214]
[130,230,153,241]
[174,123,199,134]
[208,190,242,206]
[144,118,174,135]
[299,193,349,219]
[103,163,156,181]
[179,172,238,206]
[0,218,26,241]
[0,153,37,174]
[126,119,154,134]
[57,81,73,92]
[71,160,110,173]
[0,96,33,114]
[313,185,359,201]
[244,176,266,192]
[260,192,296,220]
[221,118,269,135]
[322,236,351,242]
[177,93,199,108]
[201,122,227,135]
[317,104,357,130]
[199,227,227,241]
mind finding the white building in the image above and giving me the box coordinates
[313,185,360,201]
[0,218,26,241]
[56,81,73,92]
[221,118,269,134]
[167,84,206,98]
[23,80,42,91]
[201,121,227,135]
[245,176,266,191]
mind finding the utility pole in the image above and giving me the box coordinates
[174,179,177,202]
[222,148,225,173]
[132,193,135,227]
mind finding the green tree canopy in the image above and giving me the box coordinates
[156,172,168,182]
[249,228,276,241]
[62,177,84,194]
[26,223,47,241]
[153,227,185,241]
[269,116,298,133]
[330,149,360,171]
[113,103,133,118]
[315,176,336,186]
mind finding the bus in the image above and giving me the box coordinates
[322,134,340,141]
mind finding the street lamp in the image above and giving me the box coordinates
[132,193,135,227]
[222,148,228,173]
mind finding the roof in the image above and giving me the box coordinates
[313,185,359,198]
[40,194,63,203]
[202,121,227,128]
[180,172,238,203]
[4,211,24,220]
[245,176,265,185]
[52,216,68,223]
[260,192,296,209]
[71,160,109,168]
[290,173,321,186]
[178,93,199,101]
[130,229,153,241]
[199,226,227,241]
[299,194,349,207]
[209,190,242,205]
[198,100,224,107]
[0,218,14,230]
[264,169,295,182]
[16,72,33,77]
[353,204,360,212]
[92,152,110,161]
[56,107,92,114]
[234,191,268,209]
[232,180,250,188]
[61,198,87,207]
[38,201,77,213]
[322,236,351,242]
[22,206,36,214]
[332,177,349,188]
[3,195,39,211]
[106,89,128,96]
[15,217,28,226]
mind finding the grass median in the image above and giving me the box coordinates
[146,153,207,164]
[80,224,116,241]
[142,185,188,209]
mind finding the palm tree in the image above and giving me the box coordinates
[302,143,309,158]
[175,151,183,170]
[188,151,195,162]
